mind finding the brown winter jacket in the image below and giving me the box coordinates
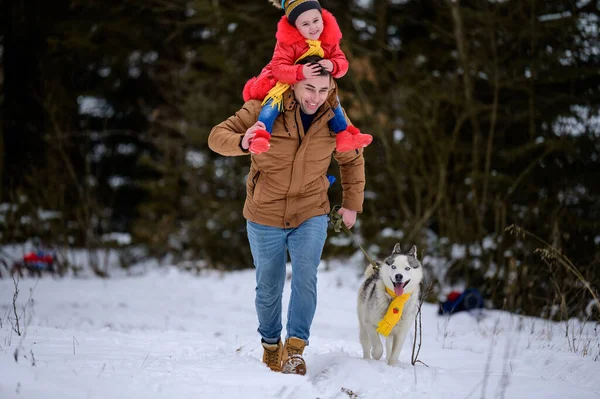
[208,86,365,228]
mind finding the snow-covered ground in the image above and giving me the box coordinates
[1,261,599,399]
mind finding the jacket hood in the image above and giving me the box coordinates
[275,8,342,46]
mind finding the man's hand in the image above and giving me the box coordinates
[318,59,334,73]
[336,207,357,229]
[241,121,267,150]
[302,62,323,78]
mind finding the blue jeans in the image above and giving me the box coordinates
[246,215,328,344]
[258,97,348,134]
[257,98,281,134]
[328,98,348,133]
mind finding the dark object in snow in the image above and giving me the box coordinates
[10,250,57,277]
[438,288,484,315]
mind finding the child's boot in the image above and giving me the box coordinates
[336,126,373,152]
[347,125,373,149]
[249,129,271,154]
[335,130,355,152]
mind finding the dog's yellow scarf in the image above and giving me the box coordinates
[261,39,325,112]
[376,288,412,337]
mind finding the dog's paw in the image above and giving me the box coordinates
[371,347,384,360]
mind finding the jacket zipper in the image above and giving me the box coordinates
[294,112,302,145]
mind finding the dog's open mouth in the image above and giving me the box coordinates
[391,279,411,296]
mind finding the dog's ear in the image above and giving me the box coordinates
[407,245,417,258]
[393,243,402,254]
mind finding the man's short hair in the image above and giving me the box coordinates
[296,56,331,77]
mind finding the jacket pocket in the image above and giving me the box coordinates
[321,174,329,190]
[320,175,329,203]
[250,171,260,195]
[252,171,266,203]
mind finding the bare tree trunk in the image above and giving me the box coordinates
[528,0,537,141]
[0,1,3,199]
[0,122,3,201]
[482,28,499,216]
[375,0,389,48]
[449,0,484,235]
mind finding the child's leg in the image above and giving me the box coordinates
[257,98,281,134]
[328,97,348,133]
[250,98,280,154]
[330,96,373,152]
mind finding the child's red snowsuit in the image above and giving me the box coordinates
[243,9,348,102]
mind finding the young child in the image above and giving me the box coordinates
[242,0,372,154]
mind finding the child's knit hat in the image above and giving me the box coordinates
[269,0,322,26]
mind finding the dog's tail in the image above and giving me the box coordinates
[363,260,381,278]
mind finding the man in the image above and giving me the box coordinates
[208,56,365,375]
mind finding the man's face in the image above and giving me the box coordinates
[292,74,331,115]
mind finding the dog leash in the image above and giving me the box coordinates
[329,205,379,272]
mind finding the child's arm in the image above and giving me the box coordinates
[271,42,305,84]
[326,43,349,79]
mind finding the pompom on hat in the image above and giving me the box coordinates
[268,0,322,26]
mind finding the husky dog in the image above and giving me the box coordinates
[357,244,424,366]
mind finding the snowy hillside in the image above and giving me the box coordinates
[1,262,599,398]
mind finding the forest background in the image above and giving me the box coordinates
[1,0,598,321]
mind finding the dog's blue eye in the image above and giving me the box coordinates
[405,267,410,271]
[391,265,396,269]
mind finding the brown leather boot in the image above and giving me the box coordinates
[281,337,307,375]
[261,340,282,372]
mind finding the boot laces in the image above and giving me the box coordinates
[287,344,303,357]
[265,347,279,365]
